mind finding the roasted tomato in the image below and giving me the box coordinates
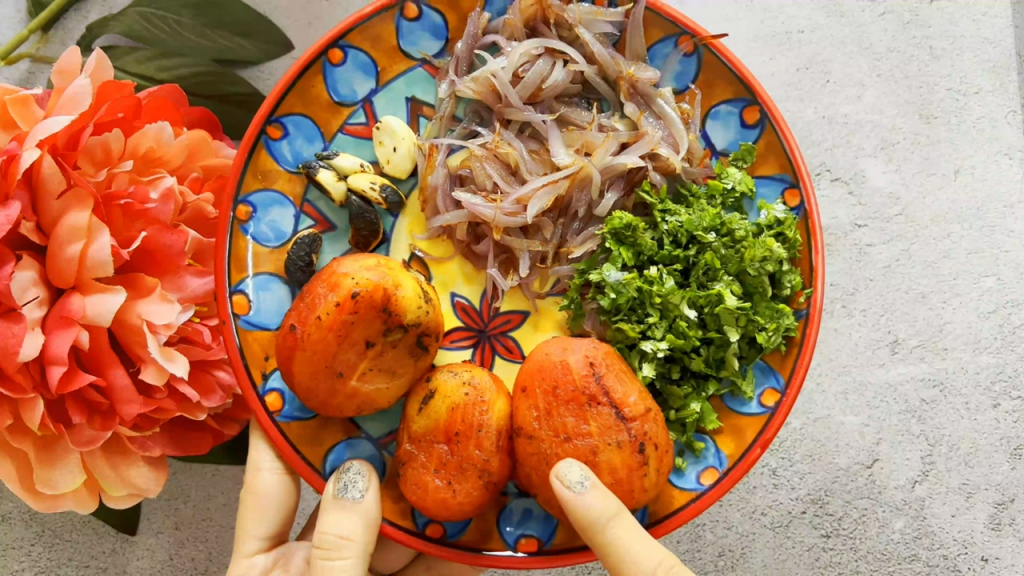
[275,253,443,418]
[512,336,673,519]
[394,363,514,522]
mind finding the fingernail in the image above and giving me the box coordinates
[333,460,369,501]
[555,459,592,494]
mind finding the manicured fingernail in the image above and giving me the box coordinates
[555,459,592,494]
[333,460,369,501]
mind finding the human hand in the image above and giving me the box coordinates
[227,419,483,576]
[550,458,697,576]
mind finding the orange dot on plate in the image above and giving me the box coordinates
[327,47,345,66]
[402,1,420,19]
[676,34,696,55]
[424,522,446,540]
[760,387,782,408]
[264,390,284,413]
[741,104,762,127]
[516,536,541,554]
[231,292,251,316]
[791,290,808,310]
[698,467,721,487]
[234,202,253,222]
[266,122,285,141]
[783,187,802,208]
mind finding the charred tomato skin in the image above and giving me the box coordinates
[512,336,673,520]
[275,253,443,418]
[395,362,514,522]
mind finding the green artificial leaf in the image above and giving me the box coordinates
[27,0,81,32]
[173,425,249,465]
[91,501,141,536]
[78,0,293,64]
[105,47,265,140]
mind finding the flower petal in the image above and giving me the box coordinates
[143,321,189,382]
[65,424,112,451]
[78,279,127,328]
[3,419,87,495]
[53,360,97,395]
[45,187,93,289]
[122,122,186,177]
[77,129,125,177]
[81,48,114,90]
[79,326,141,422]
[82,434,167,499]
[0,373,34,399]
[0,198,22,238]
[17,396,44,432]
[10,252,53,363]
[49,74,92,118]
[486,310,529,335]
[106,273,187,386]
[0,311,27,378]
[138,84,189,108]
[5,91,45,131]
[46,47,83,112]
[31,152,69,235]
[451,293,485,331]
[0,246,17,309]
[77,213,114,283]
[157,267,212,306]
[99,490,144,510]
[41,291,85,390]
[125,416,236,458]
[0,433,98,514]
[182,106,226,142]
[23,115,75,150]
[0,396,15,428]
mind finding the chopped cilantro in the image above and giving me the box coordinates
[562,143,804,465]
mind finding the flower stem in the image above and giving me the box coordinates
[0,0,75,64]
[3,52,57,66]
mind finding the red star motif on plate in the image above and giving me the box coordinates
[440,289,528,371]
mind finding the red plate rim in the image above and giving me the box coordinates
[215,0,826,569]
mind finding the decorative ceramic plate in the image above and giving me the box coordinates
[216,0,824,569]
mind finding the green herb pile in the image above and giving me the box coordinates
[562,144,805,464]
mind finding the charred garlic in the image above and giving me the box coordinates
[289,121,417,278]
[346,173,406,212]
[316,151,374,177]
[284,229,323,288]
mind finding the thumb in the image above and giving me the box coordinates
[310,460,382,576]
[550,459,695,576]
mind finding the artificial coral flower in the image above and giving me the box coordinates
[0,46,249,513]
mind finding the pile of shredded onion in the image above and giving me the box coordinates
[417,0,712,305]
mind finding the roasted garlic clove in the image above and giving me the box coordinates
[315,151,374,177]
[347,173,406,212]
[346,193,384,253]
[284,229,323,288]
[300,160,348,205]
[372,115,418,180]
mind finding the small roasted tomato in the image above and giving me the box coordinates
[512,337,673,520]
[394,363,514,522]
[275,253,443,418]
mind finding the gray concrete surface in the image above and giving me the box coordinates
[2,0,1023,574]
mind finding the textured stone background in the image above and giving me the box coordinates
[3,0,1024,574]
